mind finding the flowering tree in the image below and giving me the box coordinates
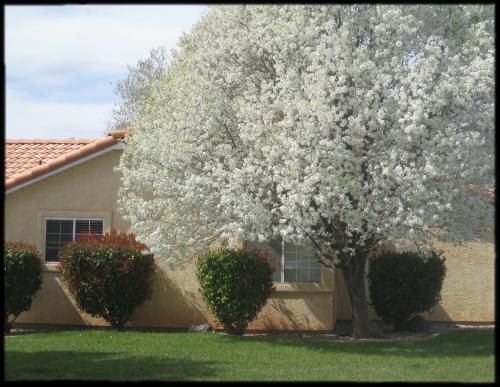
[116,5,494,338]
[109,46,169,131]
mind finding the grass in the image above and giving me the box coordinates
[4,329,495,382]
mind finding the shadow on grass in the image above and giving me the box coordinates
[5,350,220,381]
[216,329,494,359]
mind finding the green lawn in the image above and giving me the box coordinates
[4,329,495,382]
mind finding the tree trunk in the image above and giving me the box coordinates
[5,315,12,334]
[342,254,383,339]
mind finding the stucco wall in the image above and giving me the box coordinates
[5,150,335,331]
[5,150,130,250]
[335,235,496,322]
[8,148,491,328]
[130,260,335,331]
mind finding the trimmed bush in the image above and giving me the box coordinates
[368,249,446,330]
[196,248,275,335]
[4,242,43,332]
[59,232,155,328]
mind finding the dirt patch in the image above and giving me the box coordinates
[5,328,42,337]
[242,321,494,342]
[322,321,494,342]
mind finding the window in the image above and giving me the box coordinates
[282,241,322,283]
[44,218,104,262]
[246,238,322,284]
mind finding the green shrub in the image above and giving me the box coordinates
[368,249,446,330]
[59,232,155,328]
[196,248,275,335]
[4,242,43,332]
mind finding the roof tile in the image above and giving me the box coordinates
[5,129,130,191]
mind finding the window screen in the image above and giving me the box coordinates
[245,238,322,283]
[45,219,73,262]
[44,218,104,262]
[283,242,322,283]
[75,219,104,237]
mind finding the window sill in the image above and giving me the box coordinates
[43,263,61,272]
[272,282,333,293]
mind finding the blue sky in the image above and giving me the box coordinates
[5,5,209,139]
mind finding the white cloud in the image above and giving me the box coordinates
[6,88,113,139]
[5,5,209,139]
[5,5,208,77]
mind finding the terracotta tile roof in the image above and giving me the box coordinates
[5,139,95,180]
[5,129,129,192]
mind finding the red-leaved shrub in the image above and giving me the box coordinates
[59,231,155,328]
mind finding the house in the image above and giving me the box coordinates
[4,130,495,331]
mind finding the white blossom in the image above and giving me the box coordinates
[116,4,494,267]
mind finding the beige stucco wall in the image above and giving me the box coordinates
[7,147,491,329]
[130,260,335,332]
[5,150,130,251]
[335,235,496,322]
[5,149,335,331]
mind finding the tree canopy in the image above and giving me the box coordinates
[114,5,494,337]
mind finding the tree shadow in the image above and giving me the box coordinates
[5,350,221,381]
[255,296,315,331]
[129,265,209,328]
[216,329,494,359]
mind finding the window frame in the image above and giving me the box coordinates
[43,217,104,263]
[280,240,322,284]
[281,238,285,283]
[244,238,322,285]
[279,238,322,284]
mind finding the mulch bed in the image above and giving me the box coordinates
[324,320,494,342]
[250,321,495,342]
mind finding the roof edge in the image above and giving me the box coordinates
[6,143,123,195]
[6,136,124,192]
[6,138,98,144]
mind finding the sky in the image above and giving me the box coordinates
[5,5,209,139]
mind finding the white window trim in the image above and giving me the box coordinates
[281,238,285,283]
[44,217,104,263]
